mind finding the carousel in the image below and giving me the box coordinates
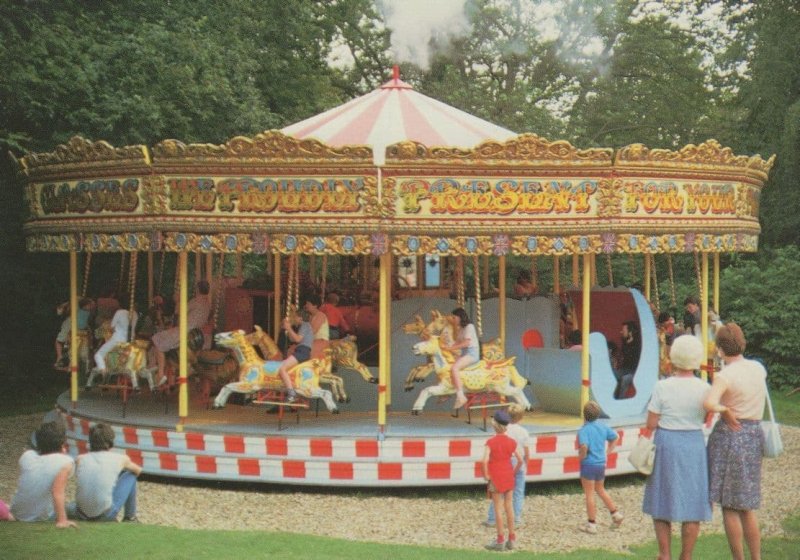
[15,68,774,487]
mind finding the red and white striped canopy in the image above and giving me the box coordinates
[282,70,516,164]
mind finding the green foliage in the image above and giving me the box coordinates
[1,518,799,559]
[721,247,800,388]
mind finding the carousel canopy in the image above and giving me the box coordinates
[282,69,516,165]
[14,67,775,257]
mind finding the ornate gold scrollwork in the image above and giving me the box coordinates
[152,131,373,163]
[615,140,775,177]
[597,177,623,217]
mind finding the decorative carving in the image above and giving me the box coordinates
[615,140,775,176]
[386,134,613,164]
[597,177,623,217]
[140,176,169,214]
[152,130,373,163]
[19,136,148,172]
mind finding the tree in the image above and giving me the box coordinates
[721,247,800,389]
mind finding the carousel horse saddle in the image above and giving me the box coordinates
[242,361,282,383]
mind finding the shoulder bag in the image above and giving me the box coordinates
[628,433,656,475]
[762,385,784,458]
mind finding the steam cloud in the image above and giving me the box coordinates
[376,0,472,70]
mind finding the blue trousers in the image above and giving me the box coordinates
[70,471,138,521]
[486,457,525,523]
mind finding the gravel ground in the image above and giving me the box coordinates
[2,412,799,554]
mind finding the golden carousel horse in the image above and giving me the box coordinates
[211,329,339,413]
[409,334,531,414]
[86,339,156,391]
[402,310,506,390]
[246,326,374,402]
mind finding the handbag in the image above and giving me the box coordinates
[628,434,656,475]
[762,385,784,458]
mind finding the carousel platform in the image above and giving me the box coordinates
[55,387,648,487]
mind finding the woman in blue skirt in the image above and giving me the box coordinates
[642,335,712,560]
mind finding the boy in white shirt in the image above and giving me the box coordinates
[70,423,142,522]
[10,422,76,528]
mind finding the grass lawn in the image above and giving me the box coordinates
[1,518,799,559]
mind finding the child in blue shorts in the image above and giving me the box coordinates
[577,401,624,534]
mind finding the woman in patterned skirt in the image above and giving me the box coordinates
[642,335,712,560]
[704,323,767,560]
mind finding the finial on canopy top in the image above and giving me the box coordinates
[393,64,399,82]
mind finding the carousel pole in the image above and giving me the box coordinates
[147,251,154,309]
[69,251,79,406]
[378,251,391,432]
[498,255,506,350]
[713,253,720,314]
[177,251,189,429]
[701,252,710,382]
[643,254,652,300]
[580,253,591,413]
[273,254,281,342]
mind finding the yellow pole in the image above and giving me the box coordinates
[590,254,597,287]
[273,254,282,341]
[69,251,79,406]
[147,251,154,309]
[580,253,591,412]
[498,255,506,350]
[701,252,709,382]
[572,254,579,287]
[713,253,720,314]
[644,254,652,301]
[553,255,560,295]
[378,251,391,430]
[178,251,189,428]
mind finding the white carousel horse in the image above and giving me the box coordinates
[402,310,508,390]
[248,326,374,401]
[247,325,351,403]
[86,339,156,391]
[211,329,338,413]
[409,335,531,414]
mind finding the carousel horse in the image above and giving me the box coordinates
[246,325,365,401]
[86,339,156,391]
[402,310,507,390]
[58,329,92,376]
[409,335,531,414]
[247,325,349,402]
[211,329,338,412]
[329,335,376,383]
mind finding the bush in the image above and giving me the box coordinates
[721,246,800,389]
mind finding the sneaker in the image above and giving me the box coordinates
[484,540,506,551]
[611,511,624,527]
[122,516,140,523]
[505,539,516,551]
[580,521,597,534]
[453,394,468,409]
[481,520,495,528]
[286,391,297,404]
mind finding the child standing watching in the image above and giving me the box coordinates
[577,401,624,534]
[484,403,530,528]
[10,422,76,528]
[482,409,523,551]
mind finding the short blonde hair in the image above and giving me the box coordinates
[507,403,525,423]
